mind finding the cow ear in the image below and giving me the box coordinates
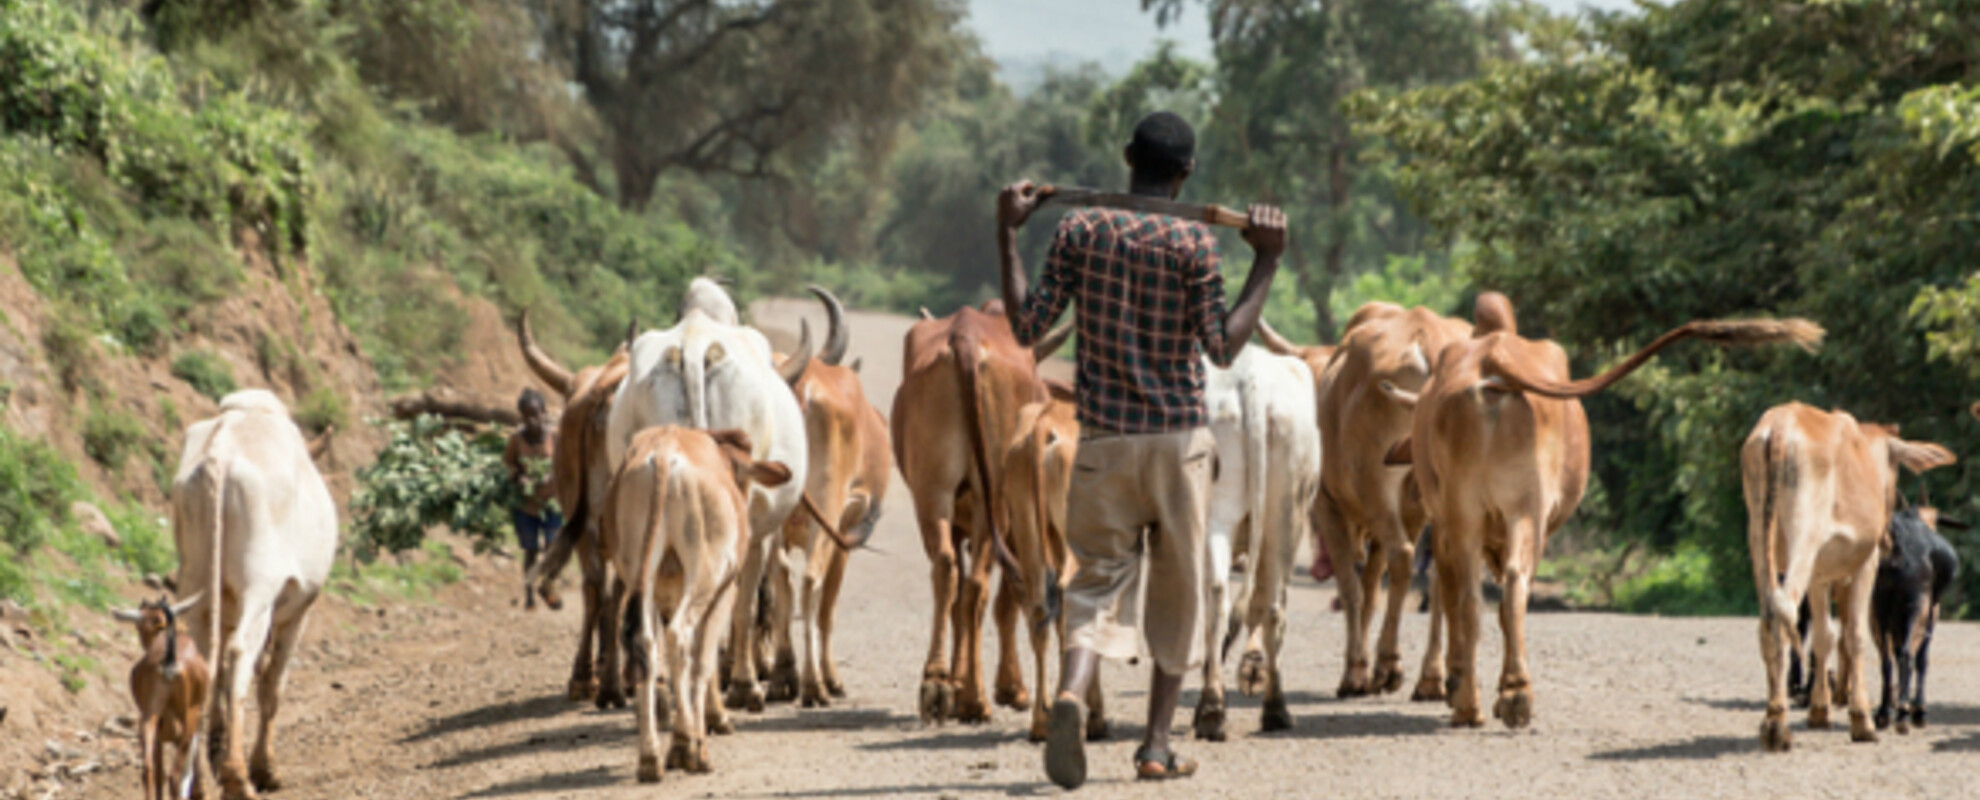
[1044,378,1076,403]
[1384,437,1414,466]
[746,460,793,488]
[708,428,754,455]
[1890,438,1956,475]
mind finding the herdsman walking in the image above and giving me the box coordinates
[997,111,1286,787]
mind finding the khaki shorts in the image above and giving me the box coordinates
[1062,427,1214,675]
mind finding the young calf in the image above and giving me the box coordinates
[604,427,792,783]
[1872,506,1960,733]
[114,594,209,800]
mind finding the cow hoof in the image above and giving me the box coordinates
[639,753,663,783]
[953,693,992,724]
[1260,697,1294,733]
[1493,690,1533,730]
[801,683,831,709]
[826,678,847,698]
[1896,718,1911,735]
[1450,705,1484,728]
[1850,711,1876,743]
[568,678,599,702]
[1807,706,1831,730]
[220,774,259,800]
[725,683,764,712]
[1192,701,1227,742]
[1336,674,1372,699]
[1029,715,1051,743]
[918,681,950,723]
[1237,651,1269,698]
[766,675,800,704]
[595,686,628,711]
[1760,717,1792,752]
[995,684,1031,712]
[1372,661,1405,695]
[1411,675,1448,702]
[1911,709,1928,729]
[707,711,736,736]
[250,765,282,793]
[1875,707,1892,730]
[1086,716,1110,742]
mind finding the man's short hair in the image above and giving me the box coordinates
[518,387,546,415]
[1126,111,1196,184]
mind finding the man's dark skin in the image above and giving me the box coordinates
[995,149,1286,770]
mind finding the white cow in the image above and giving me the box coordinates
[1195,346,1322,740]
[609,280,812,711]
[171,389,337,800]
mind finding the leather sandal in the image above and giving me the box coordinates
[1134,745,1198,781]
[1044,697,1087,790]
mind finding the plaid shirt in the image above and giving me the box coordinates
[1012,207,1231,434]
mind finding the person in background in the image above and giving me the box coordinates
[505,388,562,610]
[998,110,1287,787]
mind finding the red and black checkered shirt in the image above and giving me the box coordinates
[1012,207,1231,434]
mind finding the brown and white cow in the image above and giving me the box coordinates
[764,286,894,707]
[1264,305,1471,700]
[605,427,792,782]
[518,311,635,707]
[996,392,1109,742]
[1742,403,1954,751]
[1388,292,1820,729]
[892,301,1068,722]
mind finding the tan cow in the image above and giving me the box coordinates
[1389,292,1820,729]
[518,312,635,707]
[605,427,792,782]
[1263,305,1471,699]
[892,301,1068,722]
[1743,403,1954,751]
[996,393,1109,742]
[765,286,894,707]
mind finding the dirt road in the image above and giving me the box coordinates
[66,302,1980,799]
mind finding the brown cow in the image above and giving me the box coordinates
[1264,305,1471,699]
[518,311,634,708]
[997,394,1109,742]
[765,286,894,707]
[892,301,1068,722]
[605,427,792,782]
[1743,403,1954,751]
[1390,292,1820,729]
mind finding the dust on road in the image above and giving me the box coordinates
[65,302,1980,800]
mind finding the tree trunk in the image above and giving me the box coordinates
[611,128,661,210]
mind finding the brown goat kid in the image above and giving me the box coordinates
[115,594,210,800]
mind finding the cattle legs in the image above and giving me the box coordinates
[212,594,276,800]
[1370,519,1421,695]
[917,503,960,723]
[992,576,1031,713]
[1838,564,1879,742]
[1314,497,1373,697]
[1491,524,1537,730]
[950,528,997,723]
[1433,515,1486,728]
[817,545,851,698]
[248,600,311,793]
[724,533,776,712]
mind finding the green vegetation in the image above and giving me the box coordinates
[328,540,466,606]
[82,406,145,469]
[350,415,536,561]
[1354,0,1980,614]
[170,350,236,400]
[0,427,83,559]
[294,386,345,435]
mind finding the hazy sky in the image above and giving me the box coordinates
[967,0,1644,84]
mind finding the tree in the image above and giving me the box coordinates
[537,0,962,210]
[1355,0,1980,612]
[1144,0,1496,339]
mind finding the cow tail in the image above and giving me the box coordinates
[951,331,1025,590]
[625,456,669,682]
[1761,432,1799,625]
[1239,374,1270,628]
[1486,318,1822,400]
[201,455,229,742]
[1035,425,1062,633]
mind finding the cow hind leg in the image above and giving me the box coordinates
[1252,511,1295,732]
[1490,521,1537,730]
[249,598,313,793]
[217,601,275,800]
[819,546,850,698]
[917,501,960,723]
[724,534,776,713]
[800,543,838,709]
[596,578,628,709]
[1875,617,1896,732]
[1840,568,1878,743]
[1805,585,1836,730]
[1413,575,1448,702]
[992,575,1029,712]
[765,551,801,704]
[1371,520,1416,695]
[1912,607,1935,729]
[1194,528,1233,742]
[951,532,996,724]
[1316,498,1371,698]
[1434,515,1485,728]
[635,601,665,784]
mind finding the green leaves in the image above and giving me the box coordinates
[349,415,541,561]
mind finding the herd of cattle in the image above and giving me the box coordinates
[104,276,1970,798]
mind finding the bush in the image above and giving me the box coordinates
[83,406,145,469]
[349,415,536,560]
[0,427,83,556]
[170,350,237,400]
[295,386,346,435]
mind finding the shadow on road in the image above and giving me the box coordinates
[1270,709,1445,740]
[1684,696,1980,727]
[1587,735,1749,761]
[738,780,1057,798]
[1931,731,1980,752]
[403,693,575,744]
[459,766,619,798]
[741,706,918,733]
[428,720,629,769]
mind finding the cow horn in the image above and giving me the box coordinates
[1254,317,1301,357]
[110,607,144,623]
[624,317,640,355]
[777,319,814,386]
[848,357,863,374]
[168,592,204,617]
[919,307,935,320]
[1032,319,1074,362]
[808,284,849,366]
[516,310,575,396]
